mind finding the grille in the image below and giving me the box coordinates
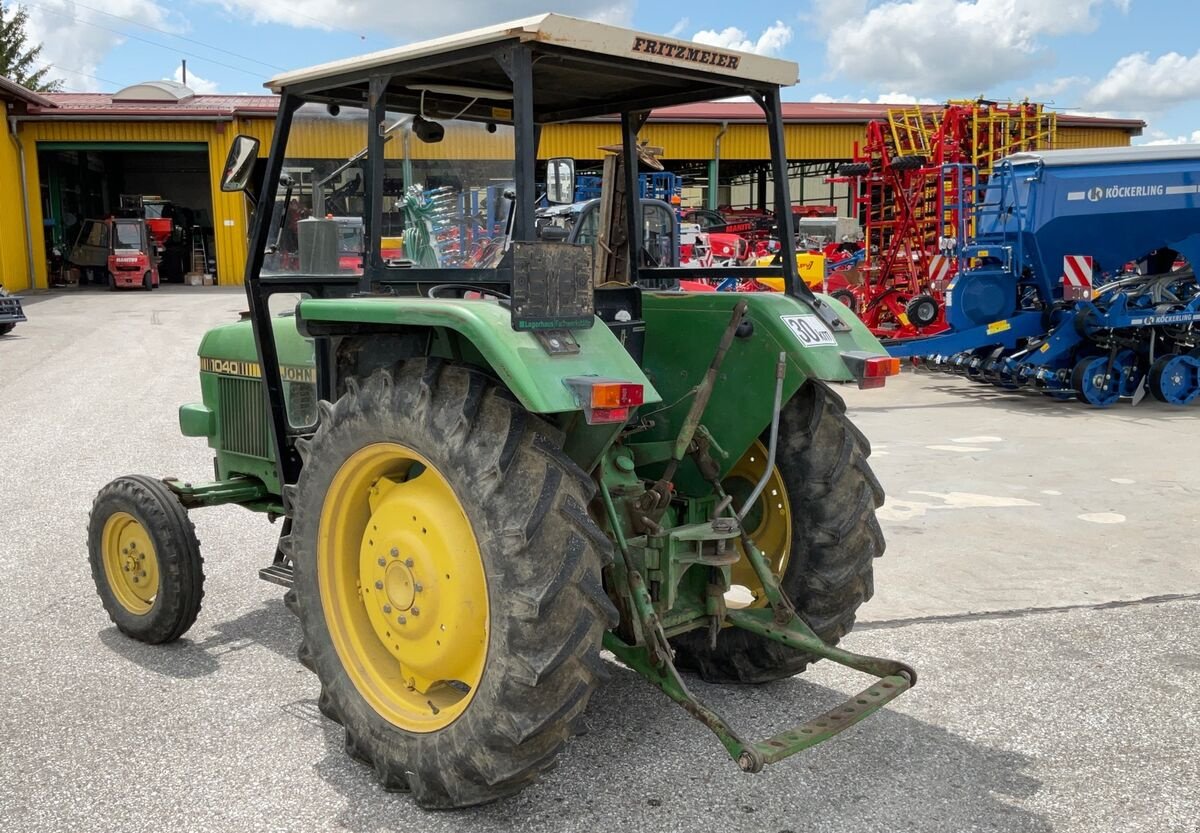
[217,376,271,459]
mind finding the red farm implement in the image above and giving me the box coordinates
[832,99,1056,339]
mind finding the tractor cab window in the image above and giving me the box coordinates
[83,220,108,249]
[260,98,516,276]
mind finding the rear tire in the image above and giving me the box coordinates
[87,475,205,643]
[287,359,617,808]
[672,381,884,683]
[0,323,14,336]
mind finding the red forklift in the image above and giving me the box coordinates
[67,216,160,291]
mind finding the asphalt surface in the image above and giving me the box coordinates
[1,287,1197,833]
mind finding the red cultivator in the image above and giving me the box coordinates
[831,99,1056,339]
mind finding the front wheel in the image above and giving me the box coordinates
[672,381,884,683]
[87,476,205,643]
[287,360,617,808]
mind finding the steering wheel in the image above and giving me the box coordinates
[426,283,511,302]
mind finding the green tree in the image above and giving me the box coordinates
[0,1,61,92]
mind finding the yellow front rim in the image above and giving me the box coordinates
[100,511,160,615]
[723,440,793,606]
[318,442,488,733]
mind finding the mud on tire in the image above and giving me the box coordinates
[671,381,884,683]
[285,359,618,808]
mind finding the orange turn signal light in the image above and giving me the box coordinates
[565,378,645,424]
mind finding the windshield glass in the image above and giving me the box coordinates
[113,221,141,249]
[261,100,515,276]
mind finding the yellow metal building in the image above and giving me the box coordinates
[0,77,1144,293]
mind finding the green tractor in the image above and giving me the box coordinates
[88,15,914,808]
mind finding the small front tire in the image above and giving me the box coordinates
[88,475,205,643]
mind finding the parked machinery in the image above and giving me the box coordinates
[833,100,1056,338]
[888,144,1200,407]
[0,287,26,336]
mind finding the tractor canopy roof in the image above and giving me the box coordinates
[265,13,799,123]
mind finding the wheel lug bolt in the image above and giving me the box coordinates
[411,607,420,616]
[375,581,383,590]
[390,547,399,558]
[383,604,392,613]
[413,583,423,593]
[404,558,414,568]
[122,548,129,555]
[397,615,406,625]
[377,558,386,567]
[123,565,131,572]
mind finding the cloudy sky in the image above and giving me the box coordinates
[20,0,1199,143]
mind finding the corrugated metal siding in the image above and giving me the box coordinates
[0,129,30,292]
[1054,127,1134,150]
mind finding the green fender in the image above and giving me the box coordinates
[633,290,889,494]
[297,297,663,413]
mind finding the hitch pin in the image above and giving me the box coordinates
[737,352,787,523]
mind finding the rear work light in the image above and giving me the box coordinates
[840,351,901,389]
[565,377,645,424]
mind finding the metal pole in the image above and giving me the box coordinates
[621,111,642,285]
[510,45,536,242]
[364,76,387,286]
[762,89,800,297]
[244,93,302,487]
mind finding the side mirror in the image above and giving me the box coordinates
[412,115,445,144]
[546,157,575,205]
[221,135,260,192]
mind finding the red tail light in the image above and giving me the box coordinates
[841,352,901,389]
[565,378,644,424]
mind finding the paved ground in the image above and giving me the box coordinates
[1,288,1197,832]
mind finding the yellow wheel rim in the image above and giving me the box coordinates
[100,511,160,615]
[318,442,488,733]
[723,440,793,606]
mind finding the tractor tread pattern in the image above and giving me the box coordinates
[286,358,617,808]
[87,475,205,644]
[671,381,884,683]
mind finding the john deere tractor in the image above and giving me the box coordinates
[88,14,914,808]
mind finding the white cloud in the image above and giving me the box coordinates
[692,21,792,56]
[667,17,689,37]
[171,65,219,94]
[1018,75,1088,100]
[1141,129,1200,146]
[809,91,937,105]
[1085,50,1200,112]
[871,91,937,105]
[207,0,633,37]
[822,0,1126,93]
[25,0,176,91]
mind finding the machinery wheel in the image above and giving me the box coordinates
[87,475,205,643]
[143,271,153,291]
[905,294,939,328]
[830,288,858,310]
[836,161,870,177]
[1072,351,1136,407]
[0,323,14,336]
[108,272,118,291]
[1148,353,1200,405]
[671,381,883,683]
[286,359,617,808]
[891,154,927,171]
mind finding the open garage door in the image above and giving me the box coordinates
[37,143,217,288]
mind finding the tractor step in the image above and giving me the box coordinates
[258,562,294,587]
[604,603,915,774]
[747,673,912,767]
